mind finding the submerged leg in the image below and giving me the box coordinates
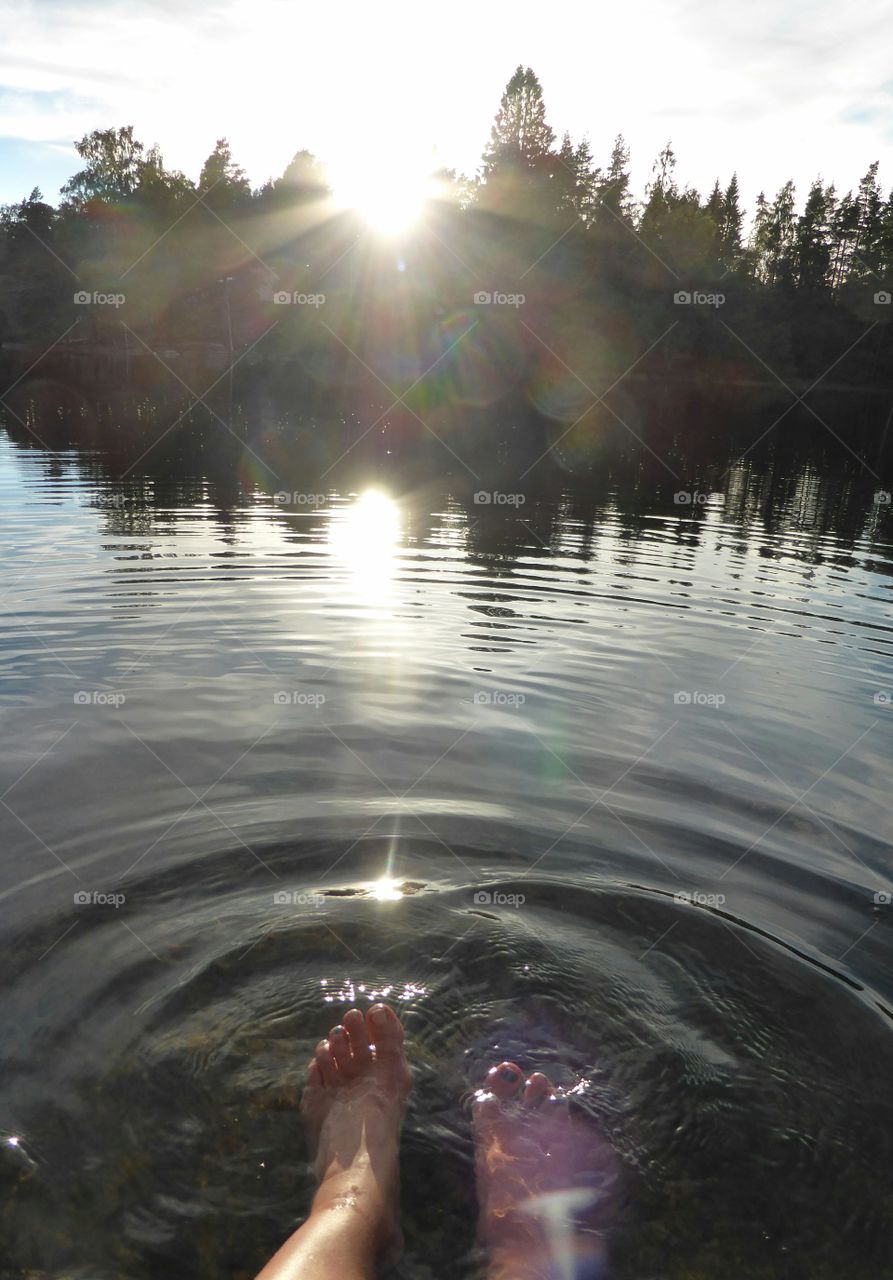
[472,1062,617,1280]
[254,1003,410,1280]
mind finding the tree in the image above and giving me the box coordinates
[61,126,146,205]
[705,179,724,227]
[555,132,598,222]
[635,145,717,275]
[0,187,55,241]
[795,179,833,292]
[430,166,475,208]
[720,174,744,268]
[829,188,859,293]
[851,161,884,280]
[481,66,556,182]
[704,179,725,263]
[136,145,196,216]
[197,138,251,212]
[0,188,66,341]
[638,142,678,244]
[258,150,329,208]
[591,135,634,231]
[751,180,796,288]
[879,189,893,281]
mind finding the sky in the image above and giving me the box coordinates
[1,0,892,217]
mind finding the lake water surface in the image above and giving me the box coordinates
[1,418,892,1279]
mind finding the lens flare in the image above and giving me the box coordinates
[329,161,436,236]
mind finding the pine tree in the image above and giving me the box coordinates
[829,189,859,293]
[751,181,796,287]
[705,180,723,222]
[592,134,633,227]
[749,190,770,280]
[795,179,833,291]
[720,174,743,267]
[555,132,598,221]
[704,180,724,262]
[481,66,556,181]
[879,189,893,282]
[851,161,884,279]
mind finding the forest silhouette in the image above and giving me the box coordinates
[1,66,892,471]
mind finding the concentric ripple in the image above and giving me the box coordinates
[1,429,892,1278]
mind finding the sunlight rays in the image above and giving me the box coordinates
[327,158,440,236]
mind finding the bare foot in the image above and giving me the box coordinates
[300,1004,411,1262]
[472,1061,616,1280]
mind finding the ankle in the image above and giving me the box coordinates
[312,1165,395,1251]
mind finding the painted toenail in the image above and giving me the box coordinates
[500,1066,519,1082]
[332,1026,344,1035]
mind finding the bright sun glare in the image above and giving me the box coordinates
[329,161,436,236]
[327,489,401,600]
[369,875,404,901]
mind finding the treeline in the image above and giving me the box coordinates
[1,65,892,443]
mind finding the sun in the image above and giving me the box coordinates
[328,159,436,236]
[327,489,401,602]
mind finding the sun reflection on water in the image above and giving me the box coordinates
[369,874,404,901]
[320,978,426,1005]
[327,489,401,604]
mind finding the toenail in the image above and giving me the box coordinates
[500,1066,519,1082]
[332,1026,344,1035]
[370,1006,388,1026]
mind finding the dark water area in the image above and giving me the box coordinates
[1,390,893,1280]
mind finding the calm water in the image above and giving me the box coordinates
[1,418,892,1280]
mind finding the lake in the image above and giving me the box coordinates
[1,406,892,1279]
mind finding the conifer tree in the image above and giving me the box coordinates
[593,134,633,227]
[481,66,556,181]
